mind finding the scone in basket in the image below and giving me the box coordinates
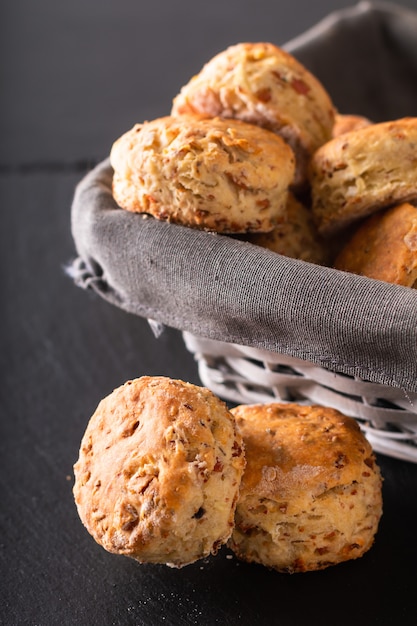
[69,2,417,463]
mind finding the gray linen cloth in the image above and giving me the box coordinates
[70,1,417,393]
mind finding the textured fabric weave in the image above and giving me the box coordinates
[70,2,417,393]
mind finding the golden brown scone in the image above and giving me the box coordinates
[229,402,383,573]
[244,192,328,265]
[332,113,372,137]
[171,42,335,187]
[310,117,417,234]
[334,202,417,287]
[110,115,295,233]
[73,376,245,568]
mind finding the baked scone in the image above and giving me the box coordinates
[244,192,328,265]
[229,402,383,573]
[171,42,335,187]
[310,117,417,234]
[334,202,417,287]
[73,376,245,568]
[332,113,372,137]
[110,115,295,233]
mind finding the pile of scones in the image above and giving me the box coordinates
[110,41,417,288]
[72,43,393,574]
[74,376,383,573]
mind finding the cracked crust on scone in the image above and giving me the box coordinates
[229,402,383,573]
[73,376,245,568]
[171,42,335,187]
[310,117,417,234]
[110,115,295,233]
[334,202,417,287]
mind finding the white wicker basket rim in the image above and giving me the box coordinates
[183,332,417,464]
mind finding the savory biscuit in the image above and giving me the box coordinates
[334,202,417,287]
[110,115,295,233]
[332,113,372,137]
[310,117,417,234]
[73,376,245,568]
[171,42,335,187]
[229,402,382,573]
[244,192,328,265]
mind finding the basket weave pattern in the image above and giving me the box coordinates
[183,332,417,463]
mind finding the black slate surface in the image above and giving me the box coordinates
[2,1,417,624]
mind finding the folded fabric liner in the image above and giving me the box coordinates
[69,1,417,394]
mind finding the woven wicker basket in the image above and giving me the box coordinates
[183,332,417,463]
[179,2,417,463]
[70,2,417,464]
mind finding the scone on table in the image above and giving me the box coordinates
[229,402,383,573]
[73,376,245,568]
